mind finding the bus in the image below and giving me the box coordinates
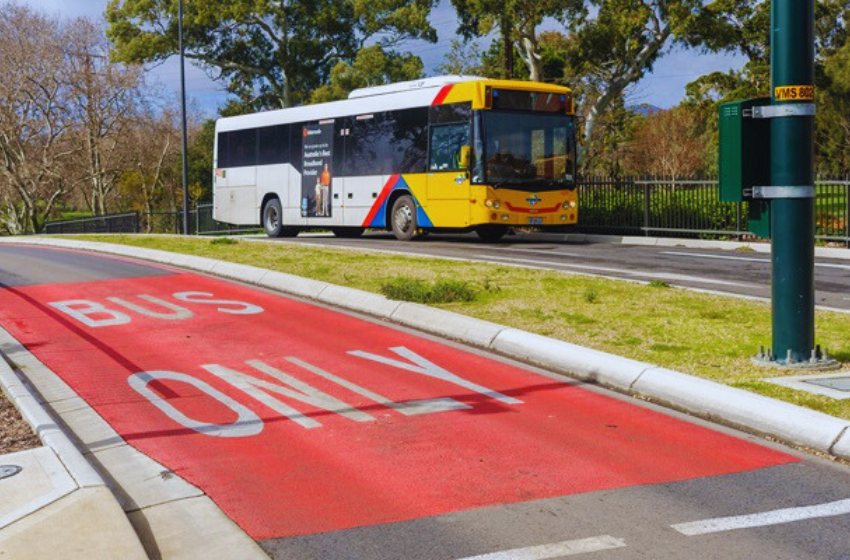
[213,76,578,242]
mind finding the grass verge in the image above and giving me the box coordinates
[61,234,850,420]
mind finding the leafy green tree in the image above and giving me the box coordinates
[107,0,437,110]
[310,45,423,103]
[186,119,215,202]
[683,1,850,175]
[565,0,709,155]
[450,0,582,81]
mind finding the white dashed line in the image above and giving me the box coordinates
[672,498,850,536]
[662,251,850,270]
[480,255,756,288]
[456,535,627,560]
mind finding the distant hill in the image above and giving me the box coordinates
[629,104,663,116]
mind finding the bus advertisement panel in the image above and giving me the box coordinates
[301,121,334,218]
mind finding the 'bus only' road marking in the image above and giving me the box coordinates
[455,535,626,560]
[671,498,850,536]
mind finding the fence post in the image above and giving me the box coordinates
[643,181,650,237]
[845,178,849,248]
[736,201,742,241]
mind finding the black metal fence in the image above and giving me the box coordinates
[44,212,140,234]
[575,177,850,246]
[43,179,850,245]
[44,204,260,236]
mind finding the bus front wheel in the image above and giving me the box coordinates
[475,225,508,243]
[390,195,418,241]
[263,198,299,238]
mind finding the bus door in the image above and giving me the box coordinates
[342,113,395,227]
[426,107,472,228]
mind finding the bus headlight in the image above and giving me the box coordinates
[563,201,577,209]
[493,200,501,209]
[486,199,501,209]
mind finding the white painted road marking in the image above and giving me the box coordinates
[494,247,586,259]
[481,255,756,288]
[661,251,769,263]
[672,498,850,536]
[662,251,850,270]
[456,535,626,560]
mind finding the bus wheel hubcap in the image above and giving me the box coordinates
[395,205,413,232]
[266,208,279,230]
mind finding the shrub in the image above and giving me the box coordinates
[583,287,600,303]
[210,237,238,245]
[380,277,479,304]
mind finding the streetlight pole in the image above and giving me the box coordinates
[178,0,190,235]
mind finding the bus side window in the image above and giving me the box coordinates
[429,124,469,171]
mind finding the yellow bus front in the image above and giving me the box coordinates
[429,80,579,231]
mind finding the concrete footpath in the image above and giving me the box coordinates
[0,347,148,557]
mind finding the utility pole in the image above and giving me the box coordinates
[178,0,190,235]
[719,0,835,369]
[769,0,816,365]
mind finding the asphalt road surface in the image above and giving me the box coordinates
[2,244,850,559]
[254,232,850,311]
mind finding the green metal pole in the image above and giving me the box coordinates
[770,0,816,363]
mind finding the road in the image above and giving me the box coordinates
[255,232,850,310]
[2,244,850,559]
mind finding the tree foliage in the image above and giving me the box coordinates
[107,0,437,110]
[450,0,581,81]
[310,46,424,103]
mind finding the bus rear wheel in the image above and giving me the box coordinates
[263,198,299,238]
[332,227,365,238]
[475,225,508,243]
[390,195,418,241]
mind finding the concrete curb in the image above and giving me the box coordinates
[514,232,850,260]
[5,236,850,464]
[0,345,147,557]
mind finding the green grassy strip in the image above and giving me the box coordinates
[63,235,850,420]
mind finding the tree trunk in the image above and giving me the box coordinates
[501,15,513,79]
[522,37,541,82]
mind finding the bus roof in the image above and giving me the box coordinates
[216,76,572,133]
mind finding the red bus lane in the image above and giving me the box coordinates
[0,264,797,540]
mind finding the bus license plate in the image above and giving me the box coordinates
[528,218,543,225]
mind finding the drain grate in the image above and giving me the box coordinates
[766,372,850,399]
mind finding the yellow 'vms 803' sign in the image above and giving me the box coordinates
[774,85,815,101]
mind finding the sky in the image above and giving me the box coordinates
[29,0,746,115]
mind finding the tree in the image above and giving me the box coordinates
[450,0,582,81]
[625,107,706,178]
[310,45,424,103]
[107,0,438,110]
[66,18,145,216]
[682,1,850,175]
[566,0,708,155]
[0,5,76,233]
[117,106,181,229]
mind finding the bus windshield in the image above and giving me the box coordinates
[479,111,576,191]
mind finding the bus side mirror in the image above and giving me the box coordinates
[459,145,471,168]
